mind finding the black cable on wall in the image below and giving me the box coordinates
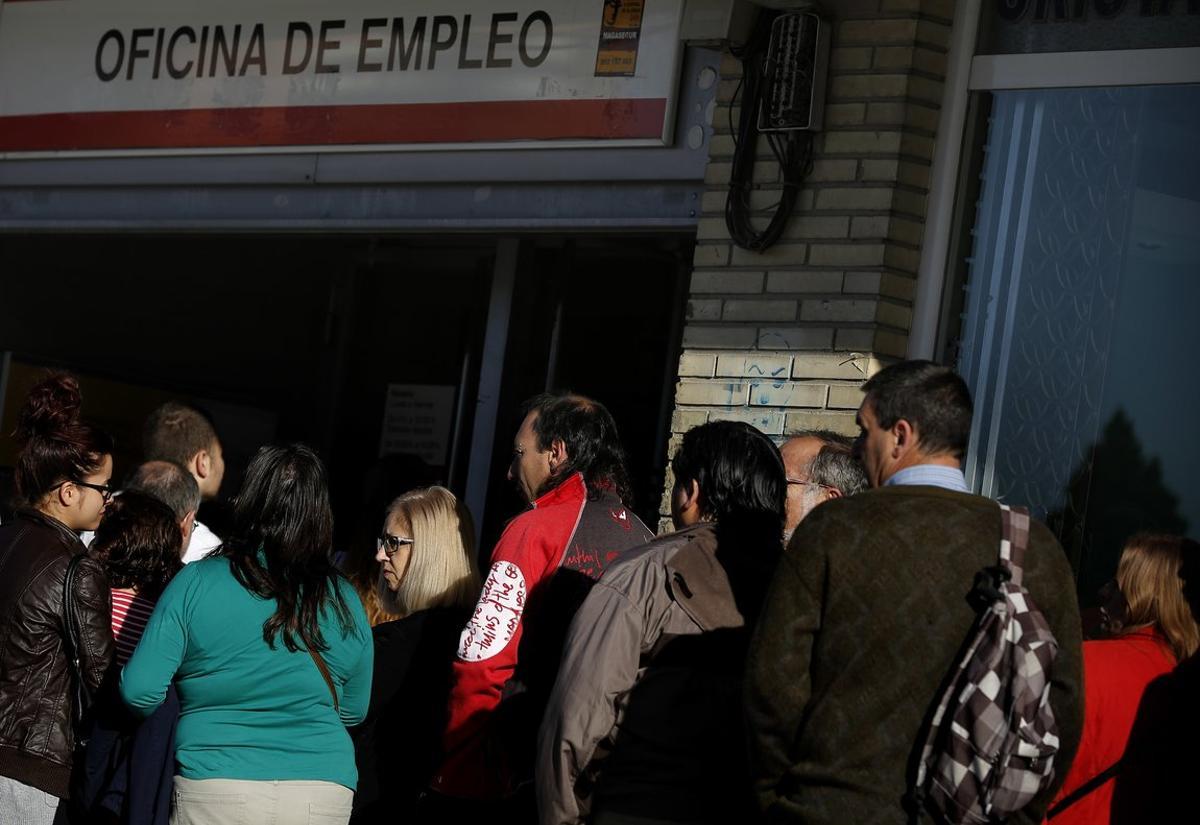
[724,11,817,253]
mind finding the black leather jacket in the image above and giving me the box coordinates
[0,509,113,797]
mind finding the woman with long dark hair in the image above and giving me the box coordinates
[0,374,115,824]
[120,444,373,825]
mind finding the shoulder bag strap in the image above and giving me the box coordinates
[62,553,91,730]
[998,504,1031,587]
[308,648,341,714]
[1046,759,1122,818]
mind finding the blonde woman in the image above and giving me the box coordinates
[350,486,481,824]
[1047,534,1199,824]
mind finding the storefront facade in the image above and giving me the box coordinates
[1,0,1197,595]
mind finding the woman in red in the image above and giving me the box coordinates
[1047,534,1198,824]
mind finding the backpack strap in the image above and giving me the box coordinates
[998,504,1031,587]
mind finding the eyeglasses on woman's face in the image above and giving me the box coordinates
[376,534,415,557]
[58,479,116,503]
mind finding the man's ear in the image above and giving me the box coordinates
[180,510,197,546]
[824,487,843,501]
[193,450,211,481]
[547,437,568,471]
[680,478,704,516]
[892,419,915,457]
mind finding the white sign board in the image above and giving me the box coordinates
[378,383,456,466]
[0,0,684,156]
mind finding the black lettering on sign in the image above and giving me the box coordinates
[96,29,124,82]
[196,25,209,79]
[358,18,387,71]
[209,25,240,77]
[487,12,518,68]
[519,11,553,67]
[152,29,165,79]
[389,17,426,71]
[316,19,345,73]
[458,14,483,68]
[429,15,458,70]
[127,28,153,81]
[240,24,267,76]
[167,27,196,79]
[283,22,313,74]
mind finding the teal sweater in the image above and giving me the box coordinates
[120,556,373,790]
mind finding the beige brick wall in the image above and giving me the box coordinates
[660,0,953,528]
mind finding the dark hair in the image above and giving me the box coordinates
[861,360,974,458]
[126,461,201,521]
[524,393,633,504]
[143,402,219,466]
[671,420,786,530]
[13,373,114,505]
[670,420,786,621]
[90,491,183,599]
[217,444,351,652]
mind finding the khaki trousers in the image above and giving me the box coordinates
[171,776,353,825]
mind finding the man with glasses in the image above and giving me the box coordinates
[780,431,866,542]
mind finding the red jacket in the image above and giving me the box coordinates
[433,472,653,799]
[1046,629,1176,825]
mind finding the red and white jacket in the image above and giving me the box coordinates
[434,472,654,799]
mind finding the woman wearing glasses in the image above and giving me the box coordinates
[351,486,481,825]
[120,444,373,825]
[0,373,115,825]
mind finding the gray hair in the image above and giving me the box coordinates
[788,429,868,497]
[126,460,201,521]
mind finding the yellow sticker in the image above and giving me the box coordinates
[595,0,645,78]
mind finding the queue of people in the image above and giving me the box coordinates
[0,363,1195,825]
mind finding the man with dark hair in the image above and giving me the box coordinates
[780,430,867,541]
[126,461,202,553]
[433,393,654,815]
[143,402,225,562]
[539,420,786,825]
[745,360,1084,825]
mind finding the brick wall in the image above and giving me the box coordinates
[660,0,955,529]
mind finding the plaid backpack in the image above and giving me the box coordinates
[912,504,1061,823]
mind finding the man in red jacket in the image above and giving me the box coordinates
[431,392,654,820]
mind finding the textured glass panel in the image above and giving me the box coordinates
[959,84,1200,603]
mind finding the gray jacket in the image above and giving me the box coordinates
[537,523,755,825]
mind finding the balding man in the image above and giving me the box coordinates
[126,461,202,553]
[780,431,867,542]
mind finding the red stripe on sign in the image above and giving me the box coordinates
[0,98,667,152]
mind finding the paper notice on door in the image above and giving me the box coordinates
[378,384,456,465]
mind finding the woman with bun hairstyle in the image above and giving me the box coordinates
[0,373,116,824]
[351,486,481,824]
[1046,533,1199,825]
[120,444,373,825]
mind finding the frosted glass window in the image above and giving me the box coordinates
[958,85,1200,602]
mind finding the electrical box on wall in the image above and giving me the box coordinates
[758,10,830,132]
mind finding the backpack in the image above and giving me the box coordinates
[912,504,1061,824]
